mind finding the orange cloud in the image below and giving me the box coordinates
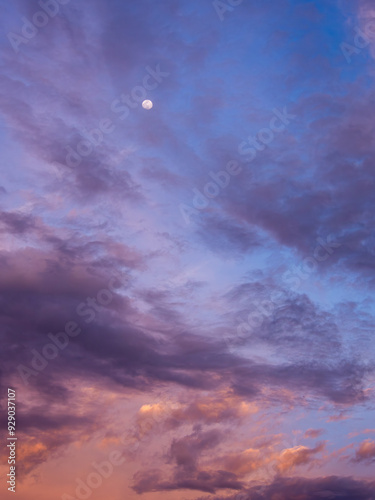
[276,443,325,473]
[131,389,259,439]
[15,440,49,475]
[219,447,271,476]
[169,391,259,424]
[327,413,350,422]
[355,439,375,462]
[304,428,324,439]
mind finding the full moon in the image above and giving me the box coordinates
[142,99,153,110]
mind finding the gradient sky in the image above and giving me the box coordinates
[1,1,375,499]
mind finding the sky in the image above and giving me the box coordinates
[0,0,375,499]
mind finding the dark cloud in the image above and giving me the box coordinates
[133,428,243,494]
[133,469,243,495]
[0,244,371,414]
[0,211,37,234]
[196,215,263,256]
[169,429,223,472]
[230,359,369,405]
[205,476,375,500]
[226,280,343,362]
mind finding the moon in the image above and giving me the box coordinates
[142,99,153,110]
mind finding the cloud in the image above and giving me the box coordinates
[132,427,244,494]
[1,2,375,497]
[275,443,325,473]
[2,384,108,475]
[133,468,243,495]
[0,211,37,235]
[205,475,375,500]
[169,429,223,472]
[304,429,324,439]
[196,215,263,256]
[354,439,375,463]
[165,391,259,427]
[216,447,272,477]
